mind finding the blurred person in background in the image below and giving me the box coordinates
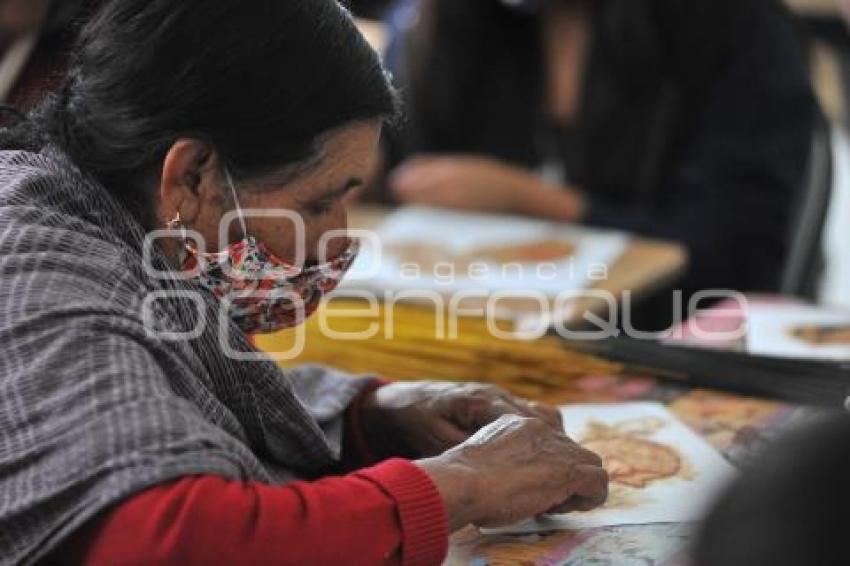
[0,0,94,113]
[382,0,817,323]
[694,414,850,566]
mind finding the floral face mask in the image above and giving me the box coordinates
[179,170,358,334]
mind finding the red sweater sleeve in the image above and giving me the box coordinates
[65,459,448,566]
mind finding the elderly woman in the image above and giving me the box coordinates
[0,1,608,564]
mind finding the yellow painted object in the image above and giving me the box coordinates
[254,300,622,398]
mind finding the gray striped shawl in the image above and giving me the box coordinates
[0,148,371,565]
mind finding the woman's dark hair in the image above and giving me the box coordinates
[43,0,96,35]
[2,0,397,225]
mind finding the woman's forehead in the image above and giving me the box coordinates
[231,121,379,209]
[270,121,381,194]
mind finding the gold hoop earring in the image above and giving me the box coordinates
[166,212,182,230]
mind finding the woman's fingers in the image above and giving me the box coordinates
[425,419,472,454]
[422,413,609,529]
[468,398,530,430]
[516,400,563,431]
[494,392,564,433]
[548,464,610,514]
[451,384,566,435]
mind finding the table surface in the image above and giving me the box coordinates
[441,375,810,565]
[348,205,689,324]
[438,297,818,564]
[258,218,812,565]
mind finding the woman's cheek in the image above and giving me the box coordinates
[308,207,349,261]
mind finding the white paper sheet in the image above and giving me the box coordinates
[747,304,850,361]
[484,402,737,534]
[342,206,629,295]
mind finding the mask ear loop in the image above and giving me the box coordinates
[223,168,249,239]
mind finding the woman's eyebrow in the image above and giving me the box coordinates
[327,177,363,198]
[296,178,363,204]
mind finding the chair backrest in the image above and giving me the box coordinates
[780,111,834,299]
[818,126,850,307]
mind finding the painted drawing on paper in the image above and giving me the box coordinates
[581,418,691,493]
[789,324,850,346]
[747,304,850,361]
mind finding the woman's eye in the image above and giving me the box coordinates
[306,200,335,216]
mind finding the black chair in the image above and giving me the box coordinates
[780,111,834,299]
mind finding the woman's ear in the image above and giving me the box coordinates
[160,139,219,228]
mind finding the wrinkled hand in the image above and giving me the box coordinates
[419,414,609,530]
[360,381,562,458]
